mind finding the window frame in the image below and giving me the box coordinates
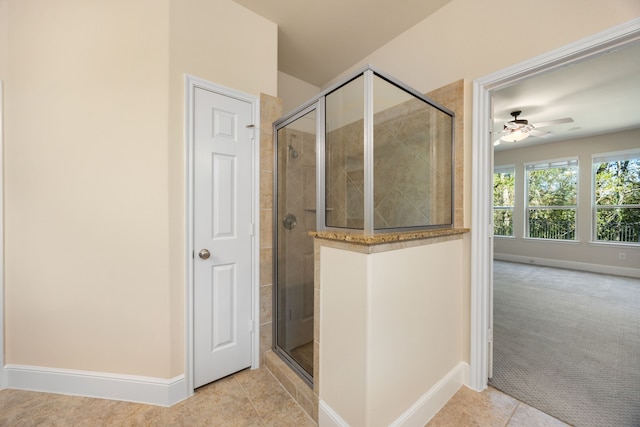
[591,148,640,246]
[524,157,579,242]
[493,164,516,238]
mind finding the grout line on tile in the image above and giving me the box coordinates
[504,402,522,427]
[263,367,317,425]
[234,374,267,427]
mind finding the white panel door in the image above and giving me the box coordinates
[194,87,253,388]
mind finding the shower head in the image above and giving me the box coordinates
[287,145,299,159]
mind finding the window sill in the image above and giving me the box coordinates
[589,241,640,248]
[522,237,580,244]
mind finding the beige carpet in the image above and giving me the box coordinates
[490,261,640,427]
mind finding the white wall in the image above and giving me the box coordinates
[494,129,640,276]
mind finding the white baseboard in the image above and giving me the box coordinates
[2,364,188,407]
[318,362,469,427]
[389,362,469,427]
[0,367,7,389]
[319,399,350,427]
[494,253,640,278]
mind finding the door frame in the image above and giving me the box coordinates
[469,18,640,391]
[0,81,5,389]
[184,75,260,394]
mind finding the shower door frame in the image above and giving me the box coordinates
[309,66,455,235]
[273,101,324,386]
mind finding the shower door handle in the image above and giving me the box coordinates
[198,249,211,260]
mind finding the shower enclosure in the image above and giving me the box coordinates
[273,66,454,384]
[274,106,317,384]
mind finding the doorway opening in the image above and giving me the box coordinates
[185,75,260,394]
[469,18,640,392]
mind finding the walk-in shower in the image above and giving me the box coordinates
[273,66,454,384]
[274,106,317,384]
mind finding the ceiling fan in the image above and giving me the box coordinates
[494,110,573,146]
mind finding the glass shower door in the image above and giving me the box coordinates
[274,107,316,384]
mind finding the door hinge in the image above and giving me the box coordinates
[249,223,255,236]
[488,328,493,343]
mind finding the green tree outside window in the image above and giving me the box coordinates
[526,160,578,240]
[593,151,640,243]
[494,166,515,236]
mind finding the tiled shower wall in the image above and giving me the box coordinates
[325,121,365,228]
[326,99,454,230]
[276,127,316,350]
[427,80,464,228]
[258,94,282,361]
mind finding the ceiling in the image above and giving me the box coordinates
[233,0,640,150]
[492,40,640,151]
[233,0,451,87]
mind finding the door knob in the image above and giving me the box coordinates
[198,249,211,260]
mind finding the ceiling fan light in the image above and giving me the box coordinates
[501,129,530,143]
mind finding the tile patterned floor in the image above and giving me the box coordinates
[0,368,569,427]
[427,386,571,427]
[0,368,315,427]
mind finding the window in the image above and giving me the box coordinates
[494,165,515,236]
[593,150,640,244]
[525,159,578,240]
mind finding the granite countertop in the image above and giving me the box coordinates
[310,227,470,245]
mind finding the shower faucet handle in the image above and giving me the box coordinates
[283,213,297,230]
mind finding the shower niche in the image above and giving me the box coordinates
[273,66,455,385]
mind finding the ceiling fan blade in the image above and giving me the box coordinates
[529,129,551,138]
[532,117,574,128]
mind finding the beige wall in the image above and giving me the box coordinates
[319,247,369,425]
[324,0,640,93]
[1,0,277,379]
[369,240,463,426]
[2,0,172,378]
[494,128,640,271]
[320,239,463,426]
[277,71,320,116]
